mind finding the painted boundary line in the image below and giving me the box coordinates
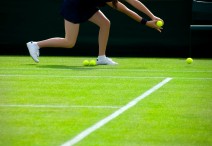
[0,74,165,79]
[61,77,172,146]
[0,104,121,109]
[0,74,211,80]
[1,68,212,73]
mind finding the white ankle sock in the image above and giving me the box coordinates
[33,42,40,49]
[98,55,106,60]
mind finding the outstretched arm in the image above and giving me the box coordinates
[125,0,161,21]
[107,0,163,32]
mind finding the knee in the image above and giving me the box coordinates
[64,40,76,48]
[66,43,75,48]
[104,19,111,29]
[100,18,110,30]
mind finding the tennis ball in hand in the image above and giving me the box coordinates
[89,60,96,66]
[156,20,164,27]
[83,60,89,66]
[186,58,193,64]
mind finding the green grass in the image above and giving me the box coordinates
[0,56,212,146]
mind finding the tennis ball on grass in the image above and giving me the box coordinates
[83,60,89,66]
[186,58,193,64]
[156,20,164,27]
[89,60,96,66]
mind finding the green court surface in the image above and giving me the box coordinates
[0,56,212,146]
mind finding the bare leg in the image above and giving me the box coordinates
[37,20,80,48]
[89,10,110,56]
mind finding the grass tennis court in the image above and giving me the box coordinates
[0,56,212,146]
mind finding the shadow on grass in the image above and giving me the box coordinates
[25,64,38,66]
[37,65,97,70]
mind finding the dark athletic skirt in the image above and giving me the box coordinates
[60,0,113,23]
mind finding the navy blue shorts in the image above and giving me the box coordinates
[60,0,113,24]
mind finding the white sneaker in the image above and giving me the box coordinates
[97,57,118,65]
[26,41,40,63]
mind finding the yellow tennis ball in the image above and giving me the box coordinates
[156,20,164,27]
[83,60,89,66]
[186,58,193,64]
[89,60,96,66]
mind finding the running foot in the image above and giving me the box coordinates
[26,41,40,63]
[97,57,118,65]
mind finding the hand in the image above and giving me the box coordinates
[151,15,163,22]
[146,20,163,32]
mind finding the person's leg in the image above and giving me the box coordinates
[88,10,118,65]
[89,10,110,56]
[37,20,80,48]
[27,20,79,63]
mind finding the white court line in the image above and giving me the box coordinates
[0,74,166,79]
[0,104,121,109]
[0,68,212,73]
[61,77,172,146]
[0,74,211,80]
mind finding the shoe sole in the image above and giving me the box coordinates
[97,62,118,65]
